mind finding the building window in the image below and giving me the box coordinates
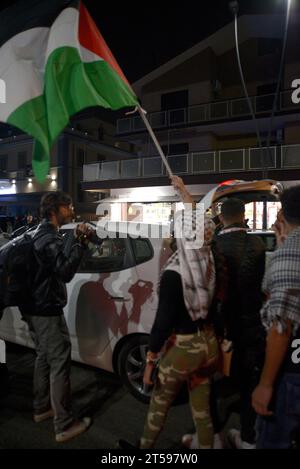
[77,148,85,167]
[0,155,7,171]
[17,151,27,169]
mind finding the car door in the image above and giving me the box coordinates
[131,234,173,333]
[64,230,139,368]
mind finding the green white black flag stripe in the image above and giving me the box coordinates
[0,0,138,182]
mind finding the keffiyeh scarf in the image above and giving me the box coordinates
[160,211,216,322]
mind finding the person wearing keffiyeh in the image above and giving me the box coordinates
[138,176,219,449]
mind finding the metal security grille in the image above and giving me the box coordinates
[102,161,120,180]
[192,152,215,173]
[281,145,300,168]
[121,159,140,178]
[231,97,253,117]
[188,105,206,122]
[209,101,229,120]
[83,163,100,181]
[150,112,167,128]
[219,149,245,171]
[167,154,188,174]
[143,157,163,177]
[249,147,276,169]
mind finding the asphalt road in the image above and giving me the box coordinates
[0,343,239,450]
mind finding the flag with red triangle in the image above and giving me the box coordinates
[0,0,138,182]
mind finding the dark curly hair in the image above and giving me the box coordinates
[40,191,72,219]
[221,198,245,219]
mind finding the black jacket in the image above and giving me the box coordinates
[149,270,203,353]
[25,220,85,316]
[214,225,266,345]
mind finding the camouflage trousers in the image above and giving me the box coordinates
[141,326,219,449]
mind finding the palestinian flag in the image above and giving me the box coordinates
[0,0,138,182]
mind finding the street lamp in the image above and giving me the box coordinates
[50,175,57,187]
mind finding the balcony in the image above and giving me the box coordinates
[116,89,300,134]
[82,143,300,183]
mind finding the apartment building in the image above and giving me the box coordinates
[81,14,300,225]
[0,111,133,220]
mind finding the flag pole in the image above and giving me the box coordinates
[137,105,174,178]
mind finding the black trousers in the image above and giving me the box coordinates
[230,343,265,444]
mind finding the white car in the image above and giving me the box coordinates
[0,180,281,402]
[0,221,173,402]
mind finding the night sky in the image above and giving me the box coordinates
[0,0,293,82]
[86,0,290,82]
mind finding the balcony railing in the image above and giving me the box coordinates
[82,143,300,182]
[116,89,300,134]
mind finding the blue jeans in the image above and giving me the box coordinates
[256,373,300,449]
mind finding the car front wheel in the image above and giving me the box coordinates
[118,335,152,404]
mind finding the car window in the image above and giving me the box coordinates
[130,238,154,265]
[248,232,276,252]
[60,228,153,272]
[79,237,134,273]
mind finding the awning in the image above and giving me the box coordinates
[93,195,201,204]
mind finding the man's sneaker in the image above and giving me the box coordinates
[55,417,92,443]
[181,432,224,449]
[227,429,256,449]
[33,408,54,423]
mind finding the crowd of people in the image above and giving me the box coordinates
[0,213,38,236]
[121,176,300,450]
[0,178,300,448]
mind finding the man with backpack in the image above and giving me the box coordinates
[19,191,93,443]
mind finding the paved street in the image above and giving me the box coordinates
[0,343,239,450]
[0,343,193,449]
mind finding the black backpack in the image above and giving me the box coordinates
[0,229,38,308]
